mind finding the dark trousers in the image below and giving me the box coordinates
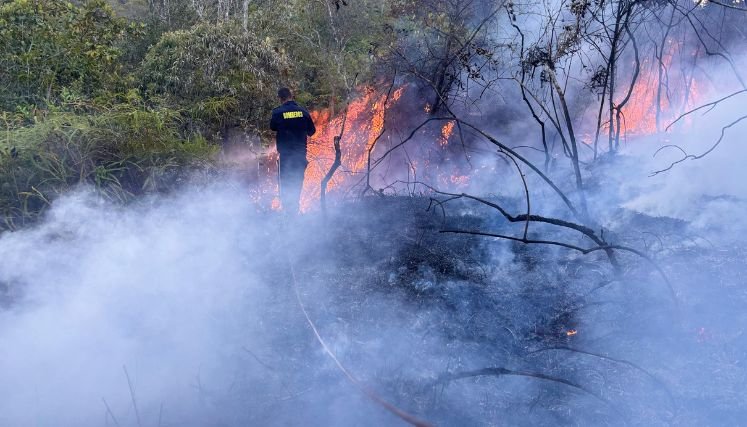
[278,154,307,213]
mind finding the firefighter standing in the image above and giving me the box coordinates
[270,87,316,214]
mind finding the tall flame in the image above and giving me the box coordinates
[619,39,704,136]
[301,86,405,211]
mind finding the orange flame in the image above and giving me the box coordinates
[300,86,405,211]
[254,84,472,212]
[619,39,704,136]
[439,121,456,147]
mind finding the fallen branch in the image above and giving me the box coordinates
[440,228,677,306]
[408,180,618,266]
[435,367,622,417]
[526,346,675,411]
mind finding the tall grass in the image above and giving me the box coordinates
[0,106,217,230]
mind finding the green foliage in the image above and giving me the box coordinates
[0,108,217,230]
[0,0,137,110]
[269,0,393,107]
[140,22,289,131]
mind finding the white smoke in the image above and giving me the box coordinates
[0,187,276,425]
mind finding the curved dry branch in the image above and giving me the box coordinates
[440,228,677,306]
[526,346,676,411]
[652,114,747,176]
[435,367,621,416]
[409,180,617,266]
[321,74,359,212]
[665,89,747,131]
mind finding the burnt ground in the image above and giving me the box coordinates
[222,194,747,426]
[1,192,744,426]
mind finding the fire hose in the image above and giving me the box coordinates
[285,246,432,427]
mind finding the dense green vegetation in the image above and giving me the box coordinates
[0,0,396,229]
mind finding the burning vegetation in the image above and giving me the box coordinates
[1,0,747,426]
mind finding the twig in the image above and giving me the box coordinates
[123,365,143,427]
[102,397,122,427]
[498,151,531,239]
[652,114,747,176]
[665,89,747,131]
[362,73,398,197]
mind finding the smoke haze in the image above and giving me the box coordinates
[2,22,747,427]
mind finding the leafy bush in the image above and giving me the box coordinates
[0,0,135,111]
[139,22,289,132]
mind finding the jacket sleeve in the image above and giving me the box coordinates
[270,110,281,131]
[306,111,316,136]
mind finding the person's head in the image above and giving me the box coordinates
[277,87,293,103]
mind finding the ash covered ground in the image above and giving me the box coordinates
[1,151,746,426]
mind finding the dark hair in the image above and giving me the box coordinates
[277,87,292,100]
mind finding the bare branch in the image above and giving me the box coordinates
[665,89,747,131]
[435,366,621,416]
[652,114,747,175]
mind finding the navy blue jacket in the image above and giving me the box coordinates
[270,101,316,159]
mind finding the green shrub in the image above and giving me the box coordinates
[0,107,217,230]
[0,0,136,111]
[139,22,289,133]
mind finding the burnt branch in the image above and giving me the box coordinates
[527,346,676,411]
[439,228,677,306]
[407,180,616,265]
[651,114,747,176]
[321,74,359,212]
[402,178,677,304]
[362,73,398,197]
[666,89,747,131]
[435,366,621,416]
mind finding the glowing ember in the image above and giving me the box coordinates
[450,175,469,186]
[439,121,456,147]
[271,197,282,211]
